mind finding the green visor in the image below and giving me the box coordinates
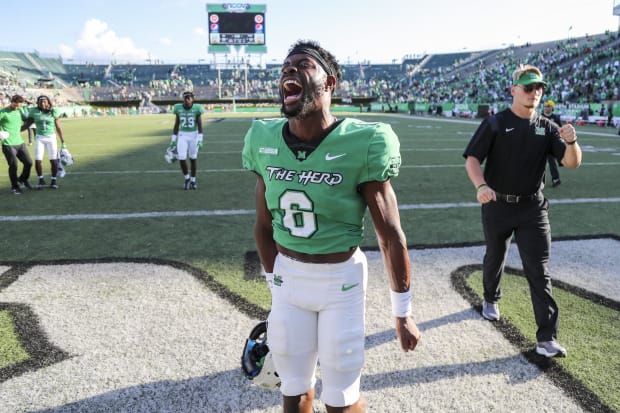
[514,71,548,86]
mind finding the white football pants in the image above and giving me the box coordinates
[268,248,367,407]
[34,134,59,161]
[176,131,198,160]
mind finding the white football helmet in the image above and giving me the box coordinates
[59,148,74,166]
[241,321,280,390]
[164,147,178,163]
[57,162,66,178]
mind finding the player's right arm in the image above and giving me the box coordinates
[21,117,34,132]
[465,156,495,204]
[254,176,277,273]
[54,118,65,145]
[20,107,33,131]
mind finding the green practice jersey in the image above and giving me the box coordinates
[0,107,25,146]
[242,117,402,254]
[173,103,204,132]
[28,107,60,136]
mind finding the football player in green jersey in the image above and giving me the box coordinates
[22,95,66,189]
[169,91,204,190]
[0,95,32,194]
[242,40,421,413]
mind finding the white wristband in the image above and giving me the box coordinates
[197,133,203,141]
[263,272,274,291]
[390,289,412,317]
[170,134,177,143]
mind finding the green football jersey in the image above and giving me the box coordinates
[0,106,26,146]
[173,103,205,132]
[28,107,60,136]
[242,117,402,254]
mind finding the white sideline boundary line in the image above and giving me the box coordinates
[45,160,620,176]
[2,198,620,222]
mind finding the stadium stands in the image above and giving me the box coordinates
[0,30,618,124]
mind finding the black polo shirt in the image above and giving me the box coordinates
[463,108,567,195]
[542,112,562,126]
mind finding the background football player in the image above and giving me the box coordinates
[242,40,421,413]
[22,95,66,189]
[169,91,204,190]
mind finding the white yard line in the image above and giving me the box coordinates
[1,198,619,222]
[30,160,620,176]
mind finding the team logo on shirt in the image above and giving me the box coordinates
[266,166,343,186]
[325,153,346,161]
[535,127,545,136]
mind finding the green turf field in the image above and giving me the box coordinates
[2,114,618,261]
[1,112,619,410]
[1,112,618,302]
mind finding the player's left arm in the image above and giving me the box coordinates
[54,111,65,144]
[360,180,421,352]
[196,114,203,134]
[196,107,204,148]
[558,124,581,168]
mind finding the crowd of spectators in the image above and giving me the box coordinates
[1,30,618,112]
[372,30,620,108]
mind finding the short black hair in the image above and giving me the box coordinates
[287,40,342,82]
[11,95,24,103]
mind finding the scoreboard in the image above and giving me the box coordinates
[207,4,266,52]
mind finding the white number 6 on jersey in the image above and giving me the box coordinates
[279,190,317,238]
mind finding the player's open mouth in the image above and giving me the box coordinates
[282,79,303,104]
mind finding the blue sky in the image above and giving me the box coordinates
[3,0,618,65]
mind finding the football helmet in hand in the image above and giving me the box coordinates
[59,148,74,166]
[57,162,66,178]
[164,147,178,163]
[241,321,280,390]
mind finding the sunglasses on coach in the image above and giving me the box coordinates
[519,83,545,93]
